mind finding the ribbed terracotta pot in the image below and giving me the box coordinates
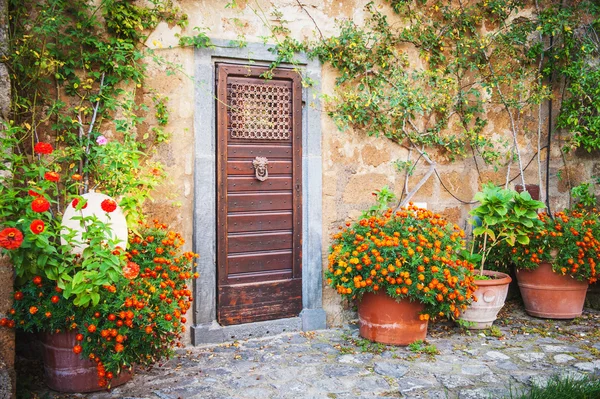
[459,270,512,329]
[516,262,589,319]
[39,331,133,393]
[357,292,428,346]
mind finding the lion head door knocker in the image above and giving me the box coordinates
[252,157,269,181]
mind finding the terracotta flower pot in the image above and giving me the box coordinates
[516,262,589,319]
[39,331,133,393]
[357,292,428,346]
[459,270,512,329]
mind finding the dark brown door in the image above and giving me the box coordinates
[216,64,302,326]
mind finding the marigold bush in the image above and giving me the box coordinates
[0,221,198,388]
[505,208,600,283]
[325,205,477,320]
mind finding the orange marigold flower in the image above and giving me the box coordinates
[0,228,24,250]
[123,261,140,279]
[29,306,38,315]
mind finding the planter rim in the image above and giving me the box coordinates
[516,262,588,284]
[473,270,512,286]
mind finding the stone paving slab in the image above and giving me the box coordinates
[19,301,600,399]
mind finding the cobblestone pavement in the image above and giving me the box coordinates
[23,301,600,399]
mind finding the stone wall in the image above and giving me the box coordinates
[143,0,599,328]
[0,0,14,394]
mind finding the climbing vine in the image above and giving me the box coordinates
[5,0,188,221]
[249,0,600,204]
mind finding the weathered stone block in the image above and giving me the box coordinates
[361,144,390,167]
[342,173,389,204]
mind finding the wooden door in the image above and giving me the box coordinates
[216,64,302,325]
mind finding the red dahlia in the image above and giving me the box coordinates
[31,197,50,213]
[34,142,53,155]
[44,171,60,182]
[0,228,23,250]
[100,199,117,213]
[30,219,45,234]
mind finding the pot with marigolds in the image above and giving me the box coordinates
[325,190,477,345]
[0,131,195,391]
[505,203,600,319]
[1,221,198,392]
[460,183,545,329]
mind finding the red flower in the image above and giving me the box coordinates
[28,189,42,197]
[123,261,140,279]
[30,219,45,234]
[71,198,88,210]
[31,197,50,213]
[0,228,23,250]
[29,306,38,315]
[34,142,53,155]
[44,171,60,182]
[14,291,23,301]
[101,199,117,213]
[33,276,42,285]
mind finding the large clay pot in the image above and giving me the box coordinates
[39,331,133,392]
[357,292,428,345]
[459,270,512,329]
[516,262,589,319]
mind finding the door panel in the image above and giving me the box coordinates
[216,64,302,326]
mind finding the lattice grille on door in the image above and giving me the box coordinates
[228,82,292,140]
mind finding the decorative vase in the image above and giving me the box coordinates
[357,292,428,345]
[39,331,133,393]
[516,262,589,319]
[459,270,512,329]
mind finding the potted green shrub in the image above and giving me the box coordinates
[325,189,477,345]
[506,184,600,318]
[460,183,545,329]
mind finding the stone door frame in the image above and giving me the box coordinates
[191,40,326,344]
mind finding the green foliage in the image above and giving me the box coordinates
[470,183,545,273]
[571,182,597,208]
[408,339,439,357]
[264,0,600,191]
[507,374,600,399]
[177,27,213,49]
[361,186,397,218]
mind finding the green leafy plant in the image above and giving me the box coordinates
[571,182,597,208]
[361,186,397,218]
[408,339,439,357]
[469,183,546,275]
